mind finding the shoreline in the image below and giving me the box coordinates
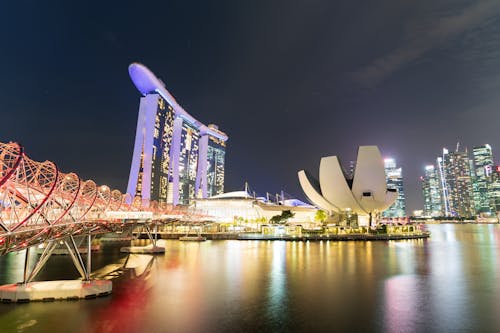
[132,232,431,242]
[237,232,430,241]
[418,221,499,225]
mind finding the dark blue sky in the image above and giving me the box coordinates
[1,0,500,212]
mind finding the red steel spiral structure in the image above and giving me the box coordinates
[0,141,135,255]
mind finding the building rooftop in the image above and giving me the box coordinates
[128,62,228,141]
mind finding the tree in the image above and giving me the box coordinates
[281,210,294,221]
[269,215,282,224]
[315,210,328,224]
[269,210,295,224]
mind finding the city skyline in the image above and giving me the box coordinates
[1,1,500,213]
[420,143,500,218]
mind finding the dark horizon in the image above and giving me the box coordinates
[2,1,500,213]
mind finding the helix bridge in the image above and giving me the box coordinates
[0,141,143,253]
[0,141,173,289]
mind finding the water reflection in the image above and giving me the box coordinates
[1,225,500,332]
[267,241,288,328]
[383,274,421,333]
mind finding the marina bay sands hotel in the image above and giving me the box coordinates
[127,63,228,206]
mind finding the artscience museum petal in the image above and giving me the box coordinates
[298,170,339,213]
[298,146,397,225]
[319,156,366,213]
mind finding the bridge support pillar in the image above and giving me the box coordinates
[120,223,165,254]
[64,235,89,281]
[0,236,111,303]
[22,247,31,285]
[87,234,92,280]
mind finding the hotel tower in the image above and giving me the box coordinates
[127,63,228,206]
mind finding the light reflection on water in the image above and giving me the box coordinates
[268,241,287,328]
[1,225,500,332]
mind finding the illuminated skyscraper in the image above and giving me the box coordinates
[490,166,500,214]
[127,63,228,206]
[436,152,450,216]
[347,160,356,179]
[127,93,175,204]
[421,165,442,216]
[441,148,475,217]
[173,120,200,205]
[204,125,226,197]
[382,158,406,218]
[472,145,495,216]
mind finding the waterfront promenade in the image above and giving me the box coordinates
[134,222,429,241]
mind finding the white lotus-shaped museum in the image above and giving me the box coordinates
[298,146,397,226]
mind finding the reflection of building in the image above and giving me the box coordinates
[298,146,397,226]
[383,158,406,218]
[127,63,228,206]
[421,165,442,217]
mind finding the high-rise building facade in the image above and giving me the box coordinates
[472,145,495,216]
[442,149,475,217]
[421,165,442,216]
[382,158,406,218]
[176,120,200,204]
[206,127,226,197]
[490,166,500,213]
[127,63,228,206]
[128,94,175,204]
[347,160,356,180]
[435,154,449,216]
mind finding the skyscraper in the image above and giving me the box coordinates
[128,93,175,204]
[382,158,406,218]
[127,63,228,206]
[436,153,450,216]
[490,166,500,214]
[421,165,442,217]
[204,125,226,197]
[472,145,495,216]
[435,147,475,217]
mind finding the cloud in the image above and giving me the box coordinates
[351,1,500,87]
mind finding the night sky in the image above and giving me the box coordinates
[2,0,500,213]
